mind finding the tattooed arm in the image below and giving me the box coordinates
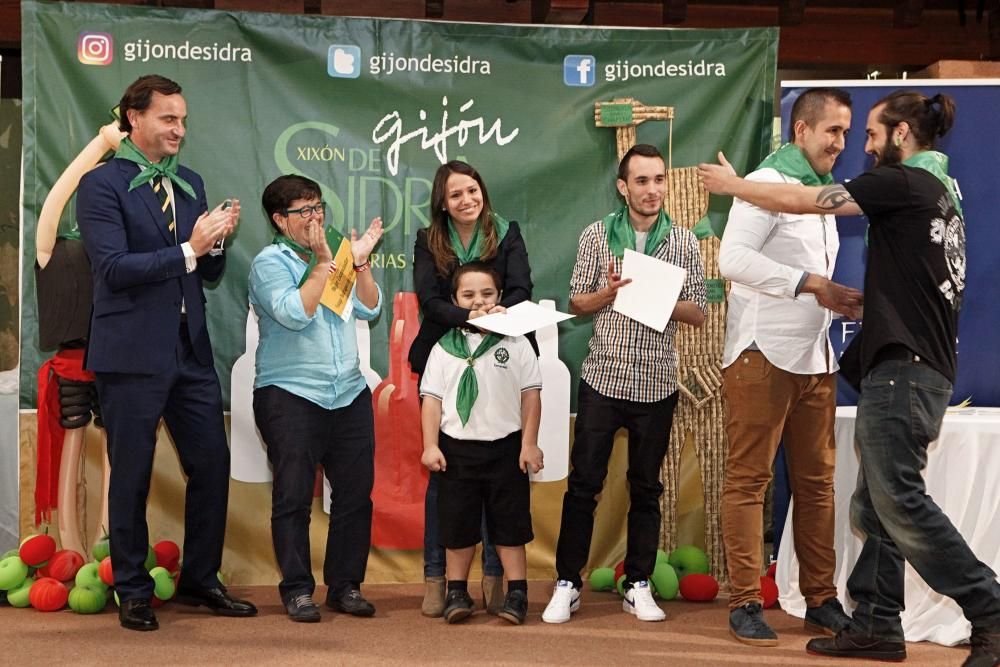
[697,152,864,217]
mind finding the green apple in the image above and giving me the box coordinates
[68,585,107,614]
[1,549,19,560]
[650,562,679,600]
[667,545,710,578]
[0,556,29,590]
[7,578,33,607]
[150,567,175,601]
[91,536,110,562]
[75,562,108,594]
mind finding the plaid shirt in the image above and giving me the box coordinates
[570,219,707,402]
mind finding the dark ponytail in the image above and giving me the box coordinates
[875,90,957,149]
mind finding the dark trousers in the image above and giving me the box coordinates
[847,360,1000,640]
[253,385,374,603]
[555,381,678,589]
[95,324,230,602]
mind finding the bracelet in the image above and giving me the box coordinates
[353,260,370,273]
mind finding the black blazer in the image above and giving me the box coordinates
[77,158,223,374]
[408,220,534,375]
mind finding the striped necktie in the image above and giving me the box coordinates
[152,175,176,236]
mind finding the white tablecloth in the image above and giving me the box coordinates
[777,406,1000,646]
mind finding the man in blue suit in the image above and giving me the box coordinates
[77,74,256,631]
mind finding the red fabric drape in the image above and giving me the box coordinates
[35,348,94,525]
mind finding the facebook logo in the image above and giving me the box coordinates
[563,55,596,87]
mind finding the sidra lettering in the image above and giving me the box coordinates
[371,96,519,176]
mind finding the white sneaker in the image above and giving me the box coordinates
[541,580,581,624]
[623,580,665,622]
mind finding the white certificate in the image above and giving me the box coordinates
[467,300,574,337]
[613,248,686,331]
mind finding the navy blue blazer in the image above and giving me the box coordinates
[77,157,224,374]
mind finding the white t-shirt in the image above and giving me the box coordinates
[420,331,542,441]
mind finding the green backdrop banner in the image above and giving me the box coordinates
[20,0,776,408]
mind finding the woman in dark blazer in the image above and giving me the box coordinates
[410,160,534,618]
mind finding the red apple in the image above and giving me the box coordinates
[38,549,85,582]
[153,540,181,572]
[19,534,57,567]
[98,556,114,586]
[29,577,68,611]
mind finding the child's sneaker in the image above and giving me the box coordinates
[541,580,581,624]
[623,580,665,622]
[498,589,528,625]
[443,589,474,624]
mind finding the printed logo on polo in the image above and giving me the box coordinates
[78,32,113,66]
[328,45,362,78]
[494,347,510,364]
[563,55,596,87]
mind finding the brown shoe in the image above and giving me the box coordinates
[421,576,446,617]
[482,575,504,615]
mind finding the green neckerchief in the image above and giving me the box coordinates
[114,137,196,199]
[437,328,505,426]
[447,212,511,265]
[273,233,315,288]
[903,150,963,217]
[756,143,834,187]
[603,205,672,259]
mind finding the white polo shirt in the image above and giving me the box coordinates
[420,331,542,441]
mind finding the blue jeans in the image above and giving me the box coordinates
[847,359,1000,640]
[423,472,502,578]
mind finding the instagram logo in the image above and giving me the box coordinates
[78,32,114,66]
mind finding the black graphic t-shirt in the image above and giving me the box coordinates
[843,164,966,383]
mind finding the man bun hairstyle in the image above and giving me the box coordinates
[875,90,957,149]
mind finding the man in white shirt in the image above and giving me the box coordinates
[719,88,862,646]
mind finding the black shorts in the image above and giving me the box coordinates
[437,430,533,549]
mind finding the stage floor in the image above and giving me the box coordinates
[0,583,967,665]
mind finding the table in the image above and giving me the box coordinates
[776,406,1000,646]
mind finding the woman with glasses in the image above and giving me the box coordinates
[249,174,383,623]
[410,160,535,618]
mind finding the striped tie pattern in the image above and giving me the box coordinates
[152,175,175,235]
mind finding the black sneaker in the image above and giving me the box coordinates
[806,628,907,662]
[326,588,375,617]
[498,589,528,625]
[443,589,474,624]
[963,626,1000,667]
[285,593,321,623]
[805,597,852,636]
[729,602,778,646]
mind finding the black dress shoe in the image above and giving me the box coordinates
[174,585,258,617]
[119,598,159,631]
[325,589,375,617]
[807,628,906,662]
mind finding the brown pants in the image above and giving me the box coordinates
[721,351,837,609]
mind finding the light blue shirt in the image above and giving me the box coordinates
[249,243,382,410]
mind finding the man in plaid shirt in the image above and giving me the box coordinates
[543,144,707,624]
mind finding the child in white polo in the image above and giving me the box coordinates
[420,261,543,625]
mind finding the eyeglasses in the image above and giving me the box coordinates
[284,201,326,218]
